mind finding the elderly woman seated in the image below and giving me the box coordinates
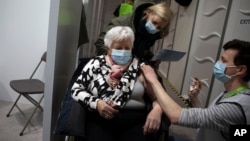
[71,26,164,141]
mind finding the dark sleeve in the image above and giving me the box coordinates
[78,4,89,47]
[113,4,121,17]
[95,31,108,55]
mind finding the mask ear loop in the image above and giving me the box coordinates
[235,65,247,77]
[225,65,238,79]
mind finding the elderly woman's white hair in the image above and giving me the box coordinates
[104,26,134,48]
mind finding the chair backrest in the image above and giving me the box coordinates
[29,52,47,79]
[41,52,47,62]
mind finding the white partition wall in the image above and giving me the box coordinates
[181,0,232,107]
[209,0,250,105]
[160,0,198,92]
[0,0,49,104]
[179,0,250,107]
[43,0,82,140]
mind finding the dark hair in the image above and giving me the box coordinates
[223,39,250,82]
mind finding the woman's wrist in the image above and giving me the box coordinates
[152,101,163,113]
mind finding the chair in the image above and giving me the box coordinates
[6,52,46,136]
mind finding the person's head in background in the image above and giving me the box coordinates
[113,0,135,18]
[133,2,174,61]
[142,2,174,37]
[126,0,134,4]
[104,26,135,65]
[214,39,250,87]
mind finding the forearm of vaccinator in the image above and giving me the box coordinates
[149,79,182,124]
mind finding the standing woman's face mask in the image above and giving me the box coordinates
[145,20,159,34]
[145,13,167,34]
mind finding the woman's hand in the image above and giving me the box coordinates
[143,102,162,134]
[96,100,119,119]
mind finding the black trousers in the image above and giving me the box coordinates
[83,109,155,141]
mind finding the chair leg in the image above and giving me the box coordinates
[16,104,26,116]
[23,94,43,111]
[6,94,22,117]
[19,95,44,136]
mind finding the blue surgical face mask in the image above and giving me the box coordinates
[145,20,160,34]
[111,49,131,65]
[213,61,237,83]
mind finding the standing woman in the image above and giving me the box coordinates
[95,0,174,62]
[72,26,163,141]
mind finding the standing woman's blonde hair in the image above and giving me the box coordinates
[145,2,174,37]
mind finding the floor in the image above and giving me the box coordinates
[0,100,43,141]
